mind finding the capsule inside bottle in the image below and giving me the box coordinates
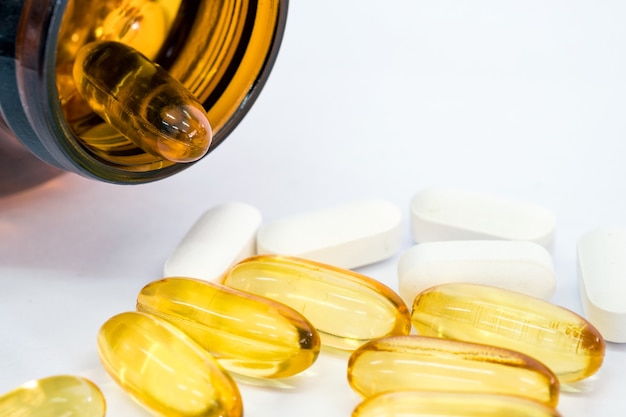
[97,0,170,59]
[222,255,411,350]
[347,335,560,407]
[410,283,605,383]
[73,41,212,162]
[0,375,106,417]
[56,0,175,64]
[57,0,205,164]
[351,390,562,417]
[97,311,242,417]
[137,277,321,378]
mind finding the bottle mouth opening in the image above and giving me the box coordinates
[15,0,287,183]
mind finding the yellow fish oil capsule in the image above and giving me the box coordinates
[56,0,174,114]
[98,0,168,59]
[351,390,562,417]
[137,277,321,378]
[222,255,411,350]
[347,335,559,406]
[411,283,605,383]
[0,375,105,417]
[73,41,212,162]
[97,311,242,417]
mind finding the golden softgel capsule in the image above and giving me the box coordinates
[351,390,562,417]
[347,335,559,406]
[0,375,105,417]
[411,283,605,383]
[73,41,212,162]
[222,255,411,350]
[137,277,321,378]
[97,311,242,417]
[98,0,169,59]
[56,0,178,123]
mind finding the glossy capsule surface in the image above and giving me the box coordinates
[73,41,212,162]
[98,0,168,59]
[347,335,559,406]
[222,255,411,350]
[137,277,321,378]
[352,390,562,417]
[0,375,105,417]
[411,283,605,383]
[56,0,176,115]
[97,311,242,417]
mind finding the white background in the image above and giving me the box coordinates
[2,1,626,415]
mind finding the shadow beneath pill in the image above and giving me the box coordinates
[229,358,331,390]
[606,340,626,352]
[321,345,359,358]
[558,342,626,395]
[560,378,598,394]
[231,349,353,391]
[230,373,306,390]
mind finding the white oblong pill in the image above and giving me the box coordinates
[256,199,402,269]
[163,202,262,281]
[398,240,555,305]
[578,228,626,343]
[410,188,556,247]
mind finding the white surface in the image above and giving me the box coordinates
[2,1,626,415]
[257,199,402,269]
[578,228,626,343]
[163,202,262,281]
[398,240,555,305]
[410,187,556,246]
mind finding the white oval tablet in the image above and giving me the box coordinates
[578,228,626,343]
[256,199,402,269]
[410,188,555,247]
[163,202,262,281]
[398,240,555,305]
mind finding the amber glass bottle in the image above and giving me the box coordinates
[0,0,288,195]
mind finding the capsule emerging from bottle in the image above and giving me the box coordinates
[0,375,106,417]
[351,390,562,417]
[97,311,242,417]
[137,277,321,378]
[410,283,605,383]
[73,41,212,162]
[222,255,411,350]
[347,335,559,406]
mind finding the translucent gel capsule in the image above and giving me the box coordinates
[411,283,605,383]
[347,335,559,406]
[98,0,167,59]
[97,311,242,417]
[156,0,184,32]
[56,0,173,110]
[137,277,321,378]
[222,255,411,350]
[73,41,212,162]
[0,375,105,417]
[352,390,562,417]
